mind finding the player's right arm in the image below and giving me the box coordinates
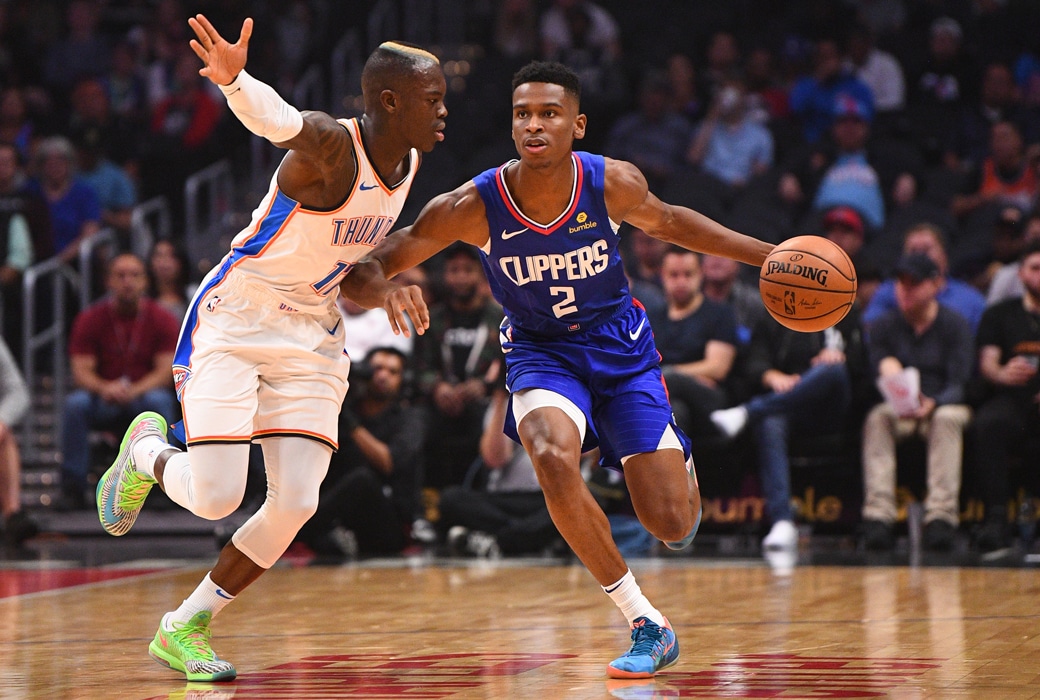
[340,182,489,336]
[188,14,354,203]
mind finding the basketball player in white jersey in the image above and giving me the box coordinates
[95,14,446,681]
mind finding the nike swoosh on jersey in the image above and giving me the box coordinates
[501,227,528,240]
[628,318,647,341]
[359,182,379,191]
[326,318,342,335]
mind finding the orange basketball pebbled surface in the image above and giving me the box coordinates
[759,235,857,333]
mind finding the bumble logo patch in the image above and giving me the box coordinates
[569,211,598,233]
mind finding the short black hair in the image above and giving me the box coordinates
[512,61,581,103]
[364,345,408,366]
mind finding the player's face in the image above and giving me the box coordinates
[396,64,447,153]
[511,82,586,166]
[660,252,702,306]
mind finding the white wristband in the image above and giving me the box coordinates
[219,69,304,143]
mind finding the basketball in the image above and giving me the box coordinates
[759,235,857,333]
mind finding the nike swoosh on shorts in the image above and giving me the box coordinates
[629,318,647,341]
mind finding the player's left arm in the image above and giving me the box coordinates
[604,158,774,267]
[340,182,490,335]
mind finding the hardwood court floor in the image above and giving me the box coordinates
[3,557,1039,699]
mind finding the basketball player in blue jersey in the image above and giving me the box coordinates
[342,61,775,678]
[93,14,447,681]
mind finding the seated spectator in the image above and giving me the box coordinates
[971,241,1040,552]
[439,387,561,558]
[699,30,743,105]
[664,52,704,124]
[905,17,976,162]
[539,0,621,64]
[845,23,905,116]
[743,46,790,127]
[820,205,884,308]
[143,46,221,212]
[0,88,36,162]
[945,62,1040,172]
[789,37,875,145]
[811,97,886,230]
[951,121,1040,219]
[414,244,503,490]
[960,204,1028,295]
[492,0,540,62]
[863,222,987,332]
[73,124,136,237]
[0,335,38,547]
[686,80,774,190]
[58,253,179,509]
[147,238,192,321]
[700,253,766,344]
[0,142,39,348]
[779,96,905,234]
[860,253,974,552]
[646,247,738,439]
[624,223,665,289]
[295,347,425,558]
[711,307,867,551]
[603,71,691,193]
[25,136,100,264]
[41,0,111,95]
[988,210,1040,304]
[820,205,868,269]
[538,0,625,144]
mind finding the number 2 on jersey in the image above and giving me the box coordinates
[549,286,578,318]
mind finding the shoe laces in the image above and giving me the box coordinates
[626,619,664,657]
[117,469,151,510]
[169,619,216,660]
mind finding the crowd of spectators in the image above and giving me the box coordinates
[4,1,1040,559]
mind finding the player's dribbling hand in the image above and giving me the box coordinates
[384,284,429,337]
[188,14,251,86]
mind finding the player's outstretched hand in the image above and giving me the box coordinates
[384,285,429,337]
[188,14,251,86]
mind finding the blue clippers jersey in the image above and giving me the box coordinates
[474,152,630,336]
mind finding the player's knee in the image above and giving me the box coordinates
[269,492,320,530]
[528,442,578,490]
[191,478,247,522]
[642,498,697,542]
[193,493,242,521]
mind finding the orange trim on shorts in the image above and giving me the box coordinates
[252,429,338,451]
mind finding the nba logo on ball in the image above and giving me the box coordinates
[759,235,857,332]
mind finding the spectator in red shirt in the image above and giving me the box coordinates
[58,253,180,509]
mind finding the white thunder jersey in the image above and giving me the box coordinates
[225,117,418,314]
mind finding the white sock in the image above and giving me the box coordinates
[165,572,236,628]
[602,569,666,627]
[132,436,173,479]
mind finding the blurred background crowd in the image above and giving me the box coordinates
[1,0,1039,562]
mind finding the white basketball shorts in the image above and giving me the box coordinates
[172,266,351,449]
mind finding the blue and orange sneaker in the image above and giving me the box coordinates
[607,617,679,679]
[96,411,166,536]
